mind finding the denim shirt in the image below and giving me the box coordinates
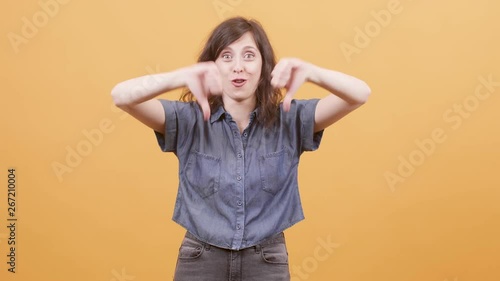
[154,99,324,250]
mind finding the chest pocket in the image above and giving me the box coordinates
[258,148,292,195]
[185,151,221,198]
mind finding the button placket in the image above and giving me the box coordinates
[229,120,245,249]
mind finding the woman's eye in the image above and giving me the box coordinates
[244,53,255,59]
[222,54,232,59]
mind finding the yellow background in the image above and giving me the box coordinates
[1,0,500,280]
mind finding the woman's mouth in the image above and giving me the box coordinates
[231,79,247,87]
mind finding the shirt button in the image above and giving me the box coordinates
[243,132,248,137]
[237,153,242,158]
[236,224,241,230]
[237,200,242,206]
[237,176,242,181]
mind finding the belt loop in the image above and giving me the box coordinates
[254,244,261,254]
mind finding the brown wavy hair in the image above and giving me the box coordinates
[180,16,282,127]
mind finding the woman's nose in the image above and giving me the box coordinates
[233,58,243,73]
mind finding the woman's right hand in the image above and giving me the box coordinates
[181,62,222,121]
[111,61,222,134]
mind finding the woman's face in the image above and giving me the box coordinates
[215,32,262,105]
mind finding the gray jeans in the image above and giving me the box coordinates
[173,231,291,281]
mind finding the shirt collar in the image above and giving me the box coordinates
[210,105,226,124]
[209,105,259,124]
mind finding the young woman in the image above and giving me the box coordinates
[111,16,371,281]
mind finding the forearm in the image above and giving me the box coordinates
[111,68,186,107]
[307,64,371,104]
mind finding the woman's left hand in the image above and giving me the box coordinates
[271,58,313,112]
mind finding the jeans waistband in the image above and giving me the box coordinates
[184,231,286,250]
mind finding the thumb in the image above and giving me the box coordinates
[199,98,211,121]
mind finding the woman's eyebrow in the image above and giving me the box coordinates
[223,45,258,51]
[243,45,258,51]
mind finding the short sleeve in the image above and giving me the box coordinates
[295,99,324,152]
[153,100,197,153]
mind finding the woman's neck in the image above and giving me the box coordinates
[223,97,256,133]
